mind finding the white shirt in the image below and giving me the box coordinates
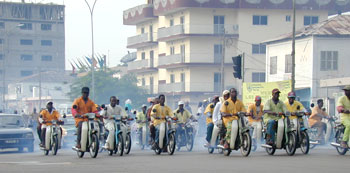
[213,102,222,125]
[101,104,127,118]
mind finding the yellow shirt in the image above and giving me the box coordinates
[285,101,305,120]
[247,104,264,123]
[40,109,60,126]
[309,107,328,127]
[151,104,173,126]
[136,111,147,128]
[220,98,246,127]
[204,103,215,125]
[173,108,191,124]
[337,96,350,122]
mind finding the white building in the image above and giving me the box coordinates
[265,15,350,115]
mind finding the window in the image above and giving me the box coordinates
[41,40,52,46]
[285,54,292,73]
[141,27,145,34]
[20,23,32,30]
[214,44,223,63]
[170,74,175,83]
[142,78,145,86]
[170,46,175,55]
[252,44,266,54]
[214,16,225,34]
[304,16,318,26]
[170,19,174,26]
[41,55,52,61]
[0,39,3,44]
[180,16,185,25]
[0,22,4,29]
[21,55,33,61]
[20,70,33,77]
[41,24,52,31]
[253,15,268,25]
[286,15,291,22]
[0,54,3,60]
[141,52,145,60]
[270,56,277,75]
[320,51,338,71]
[181,73,185,83]
[20,39,33,45]
[180,45,185,61]
[252,72,266,82]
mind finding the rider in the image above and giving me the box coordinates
[220,88,246,149]
[147,98,159,144]
[204,96,220,146]
[213,90,230,145]
[71,87,98,149]
[100,96,127,149]
[309,99,330,144]
[285,91,306,118]
[247,96,264,144]
[263,88,287,146]
[336,85,350,148]
[151,94,173,149]
[39,101,61,147]
[136,104,148,144]
[174,101,192,145]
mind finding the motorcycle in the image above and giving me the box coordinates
[120,117,133,155]
[72,113,100,158]
[176,120,196,152]
[153,116,177,155]
[292,112,311,154]
[248,118,264,152]
[104,114,124,156]
[261,112,297,156]
[331,111,350,155]
[205,120,224,154]
[136,118,149,150]
[41,120,64,155]
[219,112,252,157]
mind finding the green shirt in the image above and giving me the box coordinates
[263,99,287,124]
[173,108,191,124]
[337,95,350,122]
[136,111,147,128]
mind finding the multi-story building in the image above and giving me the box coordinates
[0,2,65,107]
[124,0,349,108]
[265,15,350,116]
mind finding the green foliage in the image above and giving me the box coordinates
[68,69,148,108]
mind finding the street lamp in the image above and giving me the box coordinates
[1,23,24,112]
[84,0,98,101]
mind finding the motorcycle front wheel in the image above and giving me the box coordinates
[286,132,297,156]
[52,135,59,155]
[115,133,124,156]
[208,147,214,154]
[240,132,252,157]
[124,134,132,154]
[89,133,99,158]
[167,133,176,155]
[266,146,276,155]
[186,133,194,152]
[300,131,310,154]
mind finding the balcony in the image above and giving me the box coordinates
[127,33,157,49]
[158,82,185,93]
[127,59,156,72]
[123,4,156,25]
[141,85,155,94]
[158,54,184,67]
[157,24,239,42]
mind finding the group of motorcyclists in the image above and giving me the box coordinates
[35,85,350,157]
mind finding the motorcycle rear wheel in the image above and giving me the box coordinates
[44,149,49,156]
[167,133,176,155]
[286,132,297,156]
[208,147,214,154]
[89,133,99,158]
[266,147,276,155]
[240,132,252,157]
[77,151,84,158]
[300,131,310,154]
[223,148,231,156]
[335,130,348,155]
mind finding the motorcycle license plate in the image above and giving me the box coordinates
[5,140,18,144]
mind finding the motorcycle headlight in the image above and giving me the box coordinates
[24,133,34,138]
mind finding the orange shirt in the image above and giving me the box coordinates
[40,109,60,126]
[72,97,98,127]
[308,106,328,127]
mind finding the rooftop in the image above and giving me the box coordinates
[265,15,350,44]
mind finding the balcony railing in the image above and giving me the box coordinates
[158,25,184,40]
[158,82,185,93]
[158,54,184,66]
[127,33,154,48]
[128,59,151,71]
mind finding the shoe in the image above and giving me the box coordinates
[76,144,81,149]
[219,140,225,145]
[39,143,44,147]
[204,142,210,147]
[340,141,348,148]
[103,143,109,149]
[224,142,229,149]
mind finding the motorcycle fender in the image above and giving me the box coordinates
[230,120,239,149]
[276,119,284,149]
[210,125,220,146]
[159,122,166,149]
[45,126,52,150]
[80,122,89,152]
[142,125,147,145]
[325,121,333,142]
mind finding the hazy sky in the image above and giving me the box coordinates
[11,0,145,69]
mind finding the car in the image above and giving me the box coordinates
[62,114,76,148]
[0,114,34,152]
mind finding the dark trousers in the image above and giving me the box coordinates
[37,124,42,143]
[206,123,214,142]
[150,124,155,141]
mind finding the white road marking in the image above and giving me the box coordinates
[0,161,71,166]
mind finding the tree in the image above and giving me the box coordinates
[68,69,148,108]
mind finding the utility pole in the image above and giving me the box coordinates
[291,0,296,91]
[39,67,42,110]
[242,53,245,83]
[85,0,98,101]
[220,28,226,92]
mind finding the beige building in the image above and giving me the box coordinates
[123,0,349,108]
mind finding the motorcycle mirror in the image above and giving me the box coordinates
[152,109,157,113]
[297,105,300,110]
[63,113,66,119]
[224,101,229,106]
[101,104,105,109]
[125,107,129,111]
[177,110,180,113]
[133,111,137,115]
[72,105,78,109]
[210,104,214,109]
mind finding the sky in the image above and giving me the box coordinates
[11,0,145,69]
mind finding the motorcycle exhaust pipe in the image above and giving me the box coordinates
[72,146,80,151]
[261,144,273,148]
[309,141,320,145]
[331,142,341,147]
